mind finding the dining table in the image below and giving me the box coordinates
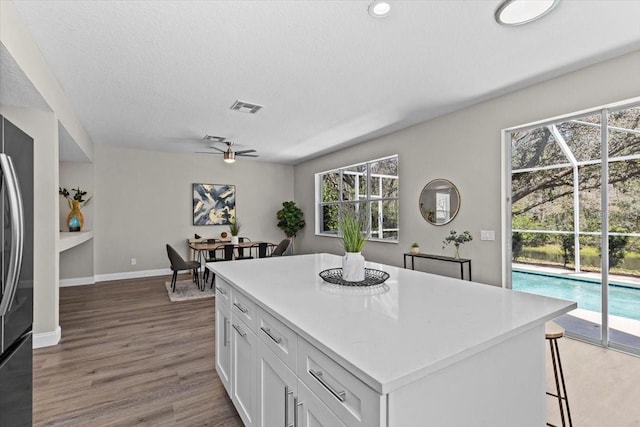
[188,240,276,264]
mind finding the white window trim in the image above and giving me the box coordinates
[315,154,399,243]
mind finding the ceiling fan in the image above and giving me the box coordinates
[197,138,259,163]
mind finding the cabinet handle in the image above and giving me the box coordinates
[294,397,302,427]
[215,286,226,295]
[309,369,346,402]
[232,323,246,337]
[261,326,283,344]
[223,317,229,346]
[233,302,248,313]
[284,386,294,427]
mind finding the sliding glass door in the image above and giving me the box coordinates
[506,102,640,354]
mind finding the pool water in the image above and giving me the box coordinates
[512,271,640,321]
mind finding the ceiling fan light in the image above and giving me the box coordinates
[223,151,236,163]
[495,0,558,26]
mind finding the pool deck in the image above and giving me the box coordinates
[513,263,640,343]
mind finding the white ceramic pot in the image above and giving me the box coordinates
[342,252,365,282]
[231,236,239,245]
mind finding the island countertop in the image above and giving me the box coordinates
[208,253,576,395]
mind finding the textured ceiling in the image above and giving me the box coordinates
[9,0,640,164]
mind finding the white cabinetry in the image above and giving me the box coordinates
[296,380,346,427]
[231,317,257,427]
[214,290,231,394]
[256,339,297,427]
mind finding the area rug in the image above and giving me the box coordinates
[165,279,215,302]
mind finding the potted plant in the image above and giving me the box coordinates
[442,230,473,259]
[411,242,420,255]
[340,209,366,281]
[229,218,241,244]
[276,201,305,253]
[59,187,91,232]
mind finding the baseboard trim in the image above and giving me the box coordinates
[33,325,61,348]
[95,268,172,283]
[59,276,95,287]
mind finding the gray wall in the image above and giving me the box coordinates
[293,50,640,286]
[93,144,294,276]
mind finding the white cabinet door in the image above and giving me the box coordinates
[215,300,231,394]
[232,319,257,427]
[257,340,297,427]
[296,381,346,427]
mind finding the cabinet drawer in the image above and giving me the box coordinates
[298,339,383,427]
[214,277,232,305]
[257,307,297,372]
[232,288,257,331]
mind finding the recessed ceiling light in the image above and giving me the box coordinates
[368,1,391,18]
[495,0,559,26]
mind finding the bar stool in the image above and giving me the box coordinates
[546,321,573,427]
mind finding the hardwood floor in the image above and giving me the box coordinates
[33,275,242,426]
[34,274,640,426]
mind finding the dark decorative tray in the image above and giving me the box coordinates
[319,268,390,287]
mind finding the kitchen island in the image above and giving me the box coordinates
[209,253,576,427]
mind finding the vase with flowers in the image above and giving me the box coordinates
[229,217,241,244]
[442,230,473,259]
[59,187,91,232]
[340,209,367,281]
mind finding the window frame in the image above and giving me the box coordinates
[315,154,399,243]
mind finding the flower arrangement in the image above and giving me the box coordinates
[340,209,366,253]
[59,187,91,208]
[442,230,472,258]
[228,217,241,236]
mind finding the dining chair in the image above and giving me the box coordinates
[166,244,201,291]
[271,238,292,256]
[257,242,269,258]
[203,243,235,287]
[235,237,254,260]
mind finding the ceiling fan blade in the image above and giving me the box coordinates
[210,146,226,153]
[238,153,259,157]
[234,149,257,155]
[196,151,223,155]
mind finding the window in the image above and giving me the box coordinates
[316,155,398,242]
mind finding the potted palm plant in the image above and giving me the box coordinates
[229,218,241,245]
[340,209,366,281]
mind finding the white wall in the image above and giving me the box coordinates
[0,106,59,342]
[59,161,94,280]
[293,50,640,286]
[93,144,294,278]
[1,1,95,347]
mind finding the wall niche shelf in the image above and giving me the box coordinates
[59,231,93,253]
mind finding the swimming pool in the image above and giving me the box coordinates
[512,271,640,321]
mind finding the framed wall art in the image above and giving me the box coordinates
[193,183,236,225]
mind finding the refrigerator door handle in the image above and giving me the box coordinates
[0,154,24,316]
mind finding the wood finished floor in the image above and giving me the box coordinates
[34,275,640,426]
[33,275,243,426]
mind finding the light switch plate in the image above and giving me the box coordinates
[480,230,495,241]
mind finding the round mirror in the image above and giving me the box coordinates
[419,179,461,226]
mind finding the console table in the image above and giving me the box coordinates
[403,252,472,281]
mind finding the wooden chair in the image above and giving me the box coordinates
[166,244,201,291]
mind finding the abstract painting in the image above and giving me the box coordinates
[193,183,236,225]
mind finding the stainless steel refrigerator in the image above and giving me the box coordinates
[0,115,33,427]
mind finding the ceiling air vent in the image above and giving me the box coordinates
[230,100,263,114]
[203,135,226,142]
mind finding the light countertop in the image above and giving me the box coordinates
[208,253,576,394]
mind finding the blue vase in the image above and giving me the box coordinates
[68,214,81,232]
